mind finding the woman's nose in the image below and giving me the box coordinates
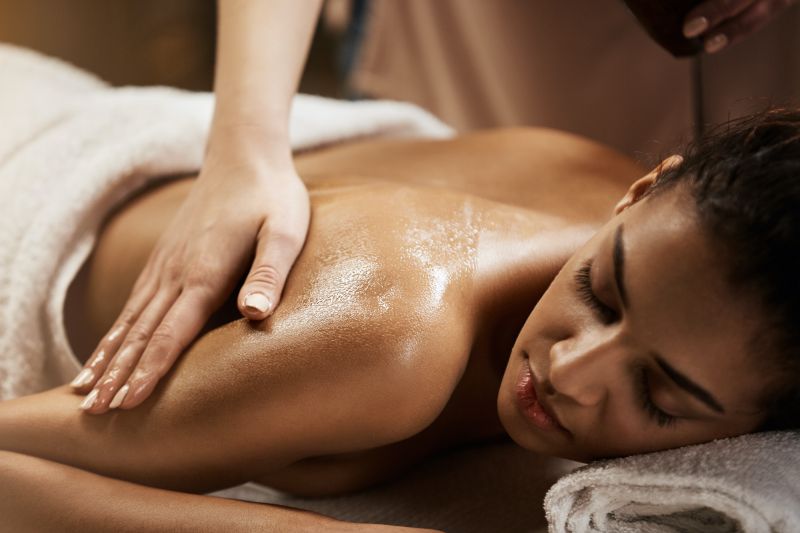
[547,334,619,407]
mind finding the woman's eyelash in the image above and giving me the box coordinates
[634,364,678,428]
[574,260,619,324]
[574,261,675,428]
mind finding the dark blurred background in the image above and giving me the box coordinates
[2,0,797,158]
[0,0,344,96]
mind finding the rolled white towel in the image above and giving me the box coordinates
[544,430,800,532]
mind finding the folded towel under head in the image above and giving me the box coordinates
[545,429,800,532]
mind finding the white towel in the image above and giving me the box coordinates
[544,429,800,532]
[0,43,452,401]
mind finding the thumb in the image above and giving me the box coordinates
[238,230,303,320]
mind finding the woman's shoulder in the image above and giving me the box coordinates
[297,127,645,224]
[298,181,485,315]
[287,181,481,360]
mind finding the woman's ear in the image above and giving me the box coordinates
[614,155,683,215]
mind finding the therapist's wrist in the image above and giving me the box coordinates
[206,121,295,176]
[201,148,298,187]
[211,114,290,140]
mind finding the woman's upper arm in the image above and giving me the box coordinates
[138,313,460,487]
[0,310,460,493]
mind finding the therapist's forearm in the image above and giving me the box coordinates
[211,0,323,164]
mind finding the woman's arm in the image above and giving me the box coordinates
[0,301,459,493]
[0,450,438,533]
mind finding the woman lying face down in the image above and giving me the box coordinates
[1,111,798,530]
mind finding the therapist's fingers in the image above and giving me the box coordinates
[683,0,757,38]
[69,269,160,394]
[71,158,310,413]
[701,0,794,52]
[79,286,178,414]
[118,286,216,409]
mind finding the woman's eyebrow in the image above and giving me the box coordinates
[654,355,726,414]
[612,225,628,308]
[611,225,727,415]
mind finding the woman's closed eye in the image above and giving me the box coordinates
[574,260,619,324]
[633,363,679,428]
[575,260,679,428]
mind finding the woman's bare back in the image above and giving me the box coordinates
[56,128,642,495]
[69,127,641,352]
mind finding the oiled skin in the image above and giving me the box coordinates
[1,128,643,498]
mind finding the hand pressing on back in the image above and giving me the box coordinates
[70,140,310,414]
[69,0,323,414]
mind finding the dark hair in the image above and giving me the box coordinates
[650,108,800,432]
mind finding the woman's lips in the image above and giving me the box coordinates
[515,361,567,433]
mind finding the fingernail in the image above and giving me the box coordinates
[683,16,709,38]
[70,368,94,388]
[80,389,99,410]
[705,34,728,54]
[109,384,129,409]
[243,292,272,314]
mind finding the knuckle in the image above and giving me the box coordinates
[183,260,222,290]
[117,307,138,327]
[125,325,151,345]
[149,322,179,350]
[247,263,283,289]
[270,228,304,250]
[184,270,216,291]
[162,258,183,284]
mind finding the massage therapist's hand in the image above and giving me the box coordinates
[69,0,322,414]
[683,0,797,53]
[72,134,310,414]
